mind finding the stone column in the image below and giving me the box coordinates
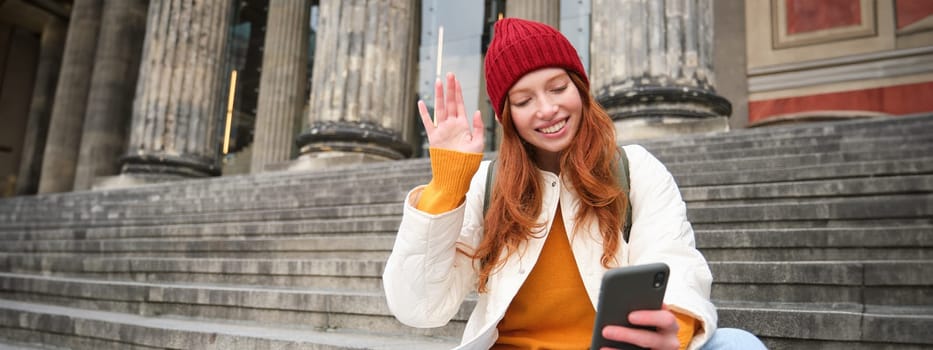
[72,0,148,191]
[250,0,310,173]
[296,0,416,167]
[37,0,103,194]
[119,0,235,182]
[591,0,731,141]
[15,20,65,195]
[506,0,560,28]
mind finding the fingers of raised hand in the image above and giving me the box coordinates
[471,110,485,141]
[433,78,446,125]
[418,100,433,130]
[446,73,459,121]
[419,73,486,153]
[455,75,467,121]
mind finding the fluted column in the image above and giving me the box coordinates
[506,0,560,28]
[591,0,731,140]
[297,0,416,165]
[15,20,65,195]
[121,0,235,180]
[250,0,310,173]
[37,0,103,193]
[72,0,147,191]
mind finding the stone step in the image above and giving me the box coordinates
[0,273,469,339]
[0,340,67,350]
[9,166,932,227]
[688,194,933,224]
[2,114,929,210]
[101,191,406,217]
[665,145,930,175]
[3,254,929,307]
[2,226,928,262]
[710,260,933,306]
[697,226,933,261]
[716,301,933,348]
[0,188,413,225]
[647,127,933,163]
[644,122,933,155]
[0,235,396,259]
[642,113,933,150]
[7,153,931,226]
[3,183,930,235]
[0,195,405,225]
[0,253,385,292]
[3,117,929,211]
[5,300,922,350]
[0,298,458,350]
[0,161,431,208]
[3,146,929,225]
[0,255,387,291]
[3,270,931,348]
[692,217,933,231]
[75,174,425,205]
[1,205,406,232]
[14,131,926,211]
[0,217,402,241]
[118,180,422,206]
[650,133,933,165]
[698,226,933,246]
[681,174,933,203]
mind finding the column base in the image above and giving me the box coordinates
[598,83,733,141]
[296,121,412,161]
[91,173,188,190]
[614,116,731,141]
[265,152,393,173]
[598,84,733,120]
[120,153,220,178]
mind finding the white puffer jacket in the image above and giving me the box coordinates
[383,145,717,350]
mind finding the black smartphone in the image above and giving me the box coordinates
[591,262,670,350]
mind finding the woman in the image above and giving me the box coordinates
[383,18,765,350]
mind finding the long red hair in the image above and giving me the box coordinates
[472,71,627,293]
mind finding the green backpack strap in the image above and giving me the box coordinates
[483,159,496,215]
[483,147,633,243]
[618,147,632,243]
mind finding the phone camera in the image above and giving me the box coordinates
[653,272,666,288]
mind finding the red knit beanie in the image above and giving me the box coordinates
[484,18,588,118]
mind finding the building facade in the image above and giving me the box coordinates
[1,0,931,196]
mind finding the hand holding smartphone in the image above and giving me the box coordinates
[591,262,670,350]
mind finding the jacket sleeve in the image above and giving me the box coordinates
[623,145,718,349]
[382,161,490,328]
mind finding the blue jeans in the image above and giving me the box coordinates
[699,328,767,350]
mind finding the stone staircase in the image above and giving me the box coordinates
[662,115,933,349]
[0,113,931,349]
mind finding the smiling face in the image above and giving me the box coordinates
[505,68,583,172]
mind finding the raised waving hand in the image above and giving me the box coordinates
[418,73,485,154]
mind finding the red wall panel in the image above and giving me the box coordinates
[896,0,933,29]
[749,82,933,124]
[786,0,862,34]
